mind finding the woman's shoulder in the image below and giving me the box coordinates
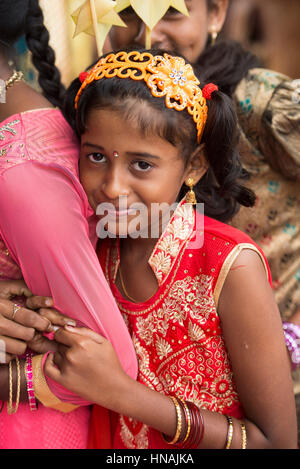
[234,67,290,117]
[0,108,70,142]
[0,108,79,176]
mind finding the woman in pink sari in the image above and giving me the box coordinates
[0,0,137,449]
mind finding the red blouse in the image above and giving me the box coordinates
[89,200,271,449]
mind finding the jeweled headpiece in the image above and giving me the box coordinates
[75,51,218,143]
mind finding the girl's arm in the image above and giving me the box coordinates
[45,249,297,448]
[0,163,137,406]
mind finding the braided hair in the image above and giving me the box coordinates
[0,0,65,107]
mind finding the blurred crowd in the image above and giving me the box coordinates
[18,0,300,90]
[222,0,300,79]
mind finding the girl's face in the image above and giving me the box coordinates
[109,0,228,64]
[79,107,198,238]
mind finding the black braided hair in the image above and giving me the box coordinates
[0,0,65,108]
[24,0,65,107]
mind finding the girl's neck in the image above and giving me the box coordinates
[0,52,52,122]
[120,235,157,265]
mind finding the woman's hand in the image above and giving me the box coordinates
[0,279,33,300]
[0,280,76,360]
[0,280,54,361]
[44,326,129,410]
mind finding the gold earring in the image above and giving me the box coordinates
[185,177,197,205]
[211,27,218,46]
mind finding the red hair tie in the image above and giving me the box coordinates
[202,83,218,100]
[79,71,89,83]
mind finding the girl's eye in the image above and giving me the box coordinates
[87,152,106,164]
[132,161,153,172]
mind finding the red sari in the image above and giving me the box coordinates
[88,200,272,449]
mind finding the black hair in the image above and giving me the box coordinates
[196,40,260,97]
[64,48,256,223]
[0,0,65,107]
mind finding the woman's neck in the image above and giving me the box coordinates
[0,52,52,122]
[0,52,13,80]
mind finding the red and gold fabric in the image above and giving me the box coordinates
[89,199,271,449]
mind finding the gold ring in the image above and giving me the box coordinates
[12,304,21,321]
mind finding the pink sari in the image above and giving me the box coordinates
[0,109,137,448]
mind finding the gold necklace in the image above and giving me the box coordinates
[5,70,24,89]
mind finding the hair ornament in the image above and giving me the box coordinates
[202,83,219,100]
[75,50,208,143]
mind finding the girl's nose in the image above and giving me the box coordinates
[100,167,130,201]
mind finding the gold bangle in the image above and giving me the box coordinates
[7,359,13,414]
[14,357,21,413]
[163,396,183,445]
[240,422,247,449]
[7,357,20,414]
[225,415,234,449]
[181,400,191,444]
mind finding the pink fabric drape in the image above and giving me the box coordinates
[0,109,137,448]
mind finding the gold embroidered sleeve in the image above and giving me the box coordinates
[213,244,269,308]
[32,354,78,413]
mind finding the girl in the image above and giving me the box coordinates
[0,0,137,449]
[43,49,297,449]
[110,0,300,329]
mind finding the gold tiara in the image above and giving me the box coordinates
[75,50,210,143]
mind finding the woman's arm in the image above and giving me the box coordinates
[44,249,298,448]
[0,163,137,406]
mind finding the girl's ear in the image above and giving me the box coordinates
[184,143,209,185]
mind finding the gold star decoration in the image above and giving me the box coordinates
[71,0,126,56]
[116,0,189,48]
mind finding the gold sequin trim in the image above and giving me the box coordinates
[213,243,269,308]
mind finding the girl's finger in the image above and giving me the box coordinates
[44,353,62,382]
[26,296,53,310]
[39,308,76,327]
[63,326,105,344]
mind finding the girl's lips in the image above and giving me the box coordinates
[101,208,137,218]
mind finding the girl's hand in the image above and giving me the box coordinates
[45,326,129,410]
